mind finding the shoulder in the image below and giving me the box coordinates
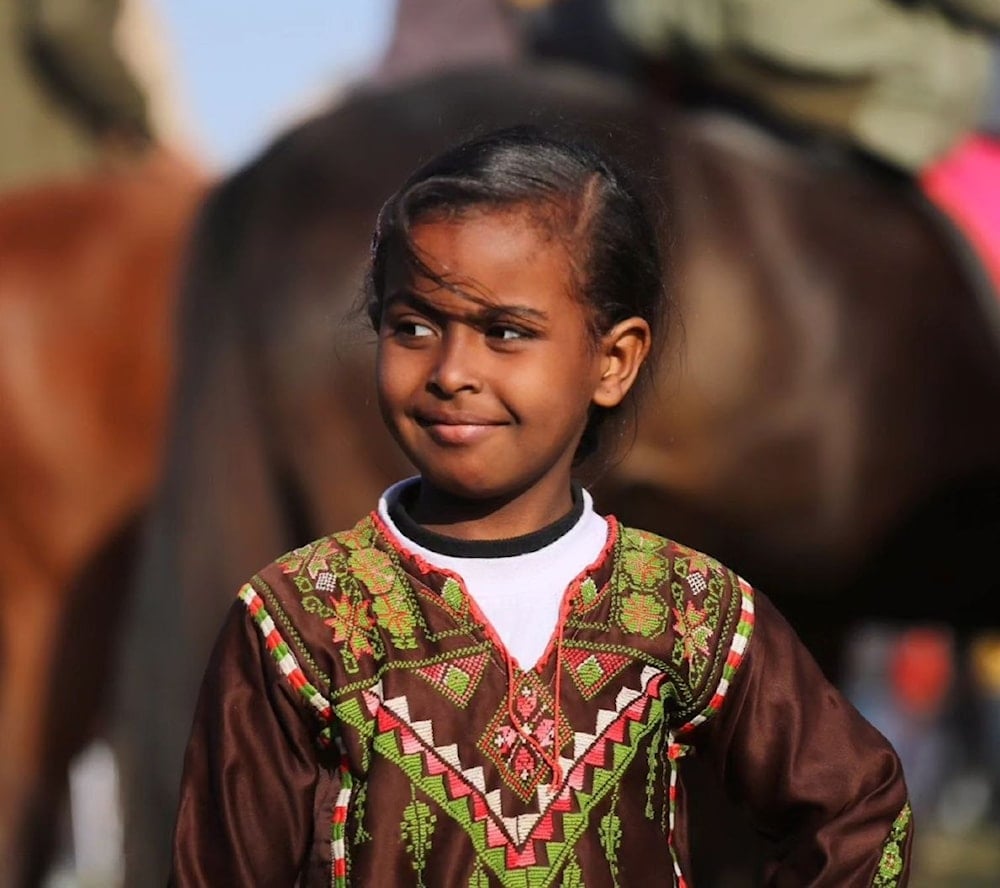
[614,524,755,729]
[266,514,388,599]
[232,513,388,696]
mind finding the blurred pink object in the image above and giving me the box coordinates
[921,135,1000,294]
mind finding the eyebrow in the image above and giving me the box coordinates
[383,289,550,326]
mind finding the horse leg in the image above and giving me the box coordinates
[0,567,64,887]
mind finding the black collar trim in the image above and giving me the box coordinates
[389,483,585,558]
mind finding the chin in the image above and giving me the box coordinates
[418,467,516,504]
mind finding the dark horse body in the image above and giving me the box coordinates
[116,63,1000,883]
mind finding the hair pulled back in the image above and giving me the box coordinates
[365,125,668,468]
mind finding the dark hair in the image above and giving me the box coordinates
[364,125,668,469]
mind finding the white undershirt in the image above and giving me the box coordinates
[378,480,609,669]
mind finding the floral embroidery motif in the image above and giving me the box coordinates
[622,549,667,589]
[478,671,572,802]
[401,785,436,887]
[251,515,754,887]
[324,595,375,664]
[337,522,377,551]
[348,548,396,596]
[872,802,911,887]
[371,589,418,649]
[599,781,623,888]
[278,536,340,581]
[672,601,713,666]
[618,591,667,638]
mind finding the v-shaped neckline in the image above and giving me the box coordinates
[371,510,620,676]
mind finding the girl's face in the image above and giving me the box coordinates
[376,208,623,520]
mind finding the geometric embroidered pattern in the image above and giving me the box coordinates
[677,576,754,736]
[334,667,669,888]
[414,651,490,709]
[561,648,632,701]
[478,670,574,802]
[250,515,761,888]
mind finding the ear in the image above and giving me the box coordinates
[592,317,652,408]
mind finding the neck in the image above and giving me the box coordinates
[372,0,520,87]
[410,478,575,541]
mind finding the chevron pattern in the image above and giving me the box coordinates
[344,667,667,887]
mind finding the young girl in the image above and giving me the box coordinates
[171,128,912,886]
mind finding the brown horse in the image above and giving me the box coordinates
[0,152,204,885]
[114,63,1000,884]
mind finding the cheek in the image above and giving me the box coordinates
[525,367,596,430]
[374,349,403,410]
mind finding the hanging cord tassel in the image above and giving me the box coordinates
[547,613,567,789]
[505,653,562,784]
[504,587,575,793]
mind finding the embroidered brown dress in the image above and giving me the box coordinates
[171,514,912,886]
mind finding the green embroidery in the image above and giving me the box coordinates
[401,786,437,887]
[324,594,376,673]
[617,592,666,638]
[266,518,754,886]
[291,520,429,654]
[578,659,602,687]
[441,577,466,613]
[619,526,662,554]
[659,739,670,834]
[562,647,632,701]
[300,594,334,619]
[352,781,371,844]
[561,858,584,888]
[872,803,911,887]
[469,859,491,888]
[599,781,622,888]
[578,577,599,608]
[371,586,419,649]
[671,601,713,667]
[348,547,396,596]
[337,522,377,551]
[362,685,667,888]
[413,651,491,708]
[645,715,664,820]
[622,550,668,590]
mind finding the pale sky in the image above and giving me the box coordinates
[149,1,395,170]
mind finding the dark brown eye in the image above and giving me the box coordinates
[399,321,434,337]
[487,324,529,341]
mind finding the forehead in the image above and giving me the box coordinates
[386,208,579,308]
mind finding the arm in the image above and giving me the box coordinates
[170,596,332,885]
[695,593,912,886]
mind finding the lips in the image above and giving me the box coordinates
[414,409,508,445]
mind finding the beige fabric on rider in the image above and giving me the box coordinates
[610,0,1000,171]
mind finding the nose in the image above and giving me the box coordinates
[428,327,482,396]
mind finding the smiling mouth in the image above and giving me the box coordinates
[415,413,507,445]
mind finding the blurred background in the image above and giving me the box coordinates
[1,1,998,886]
